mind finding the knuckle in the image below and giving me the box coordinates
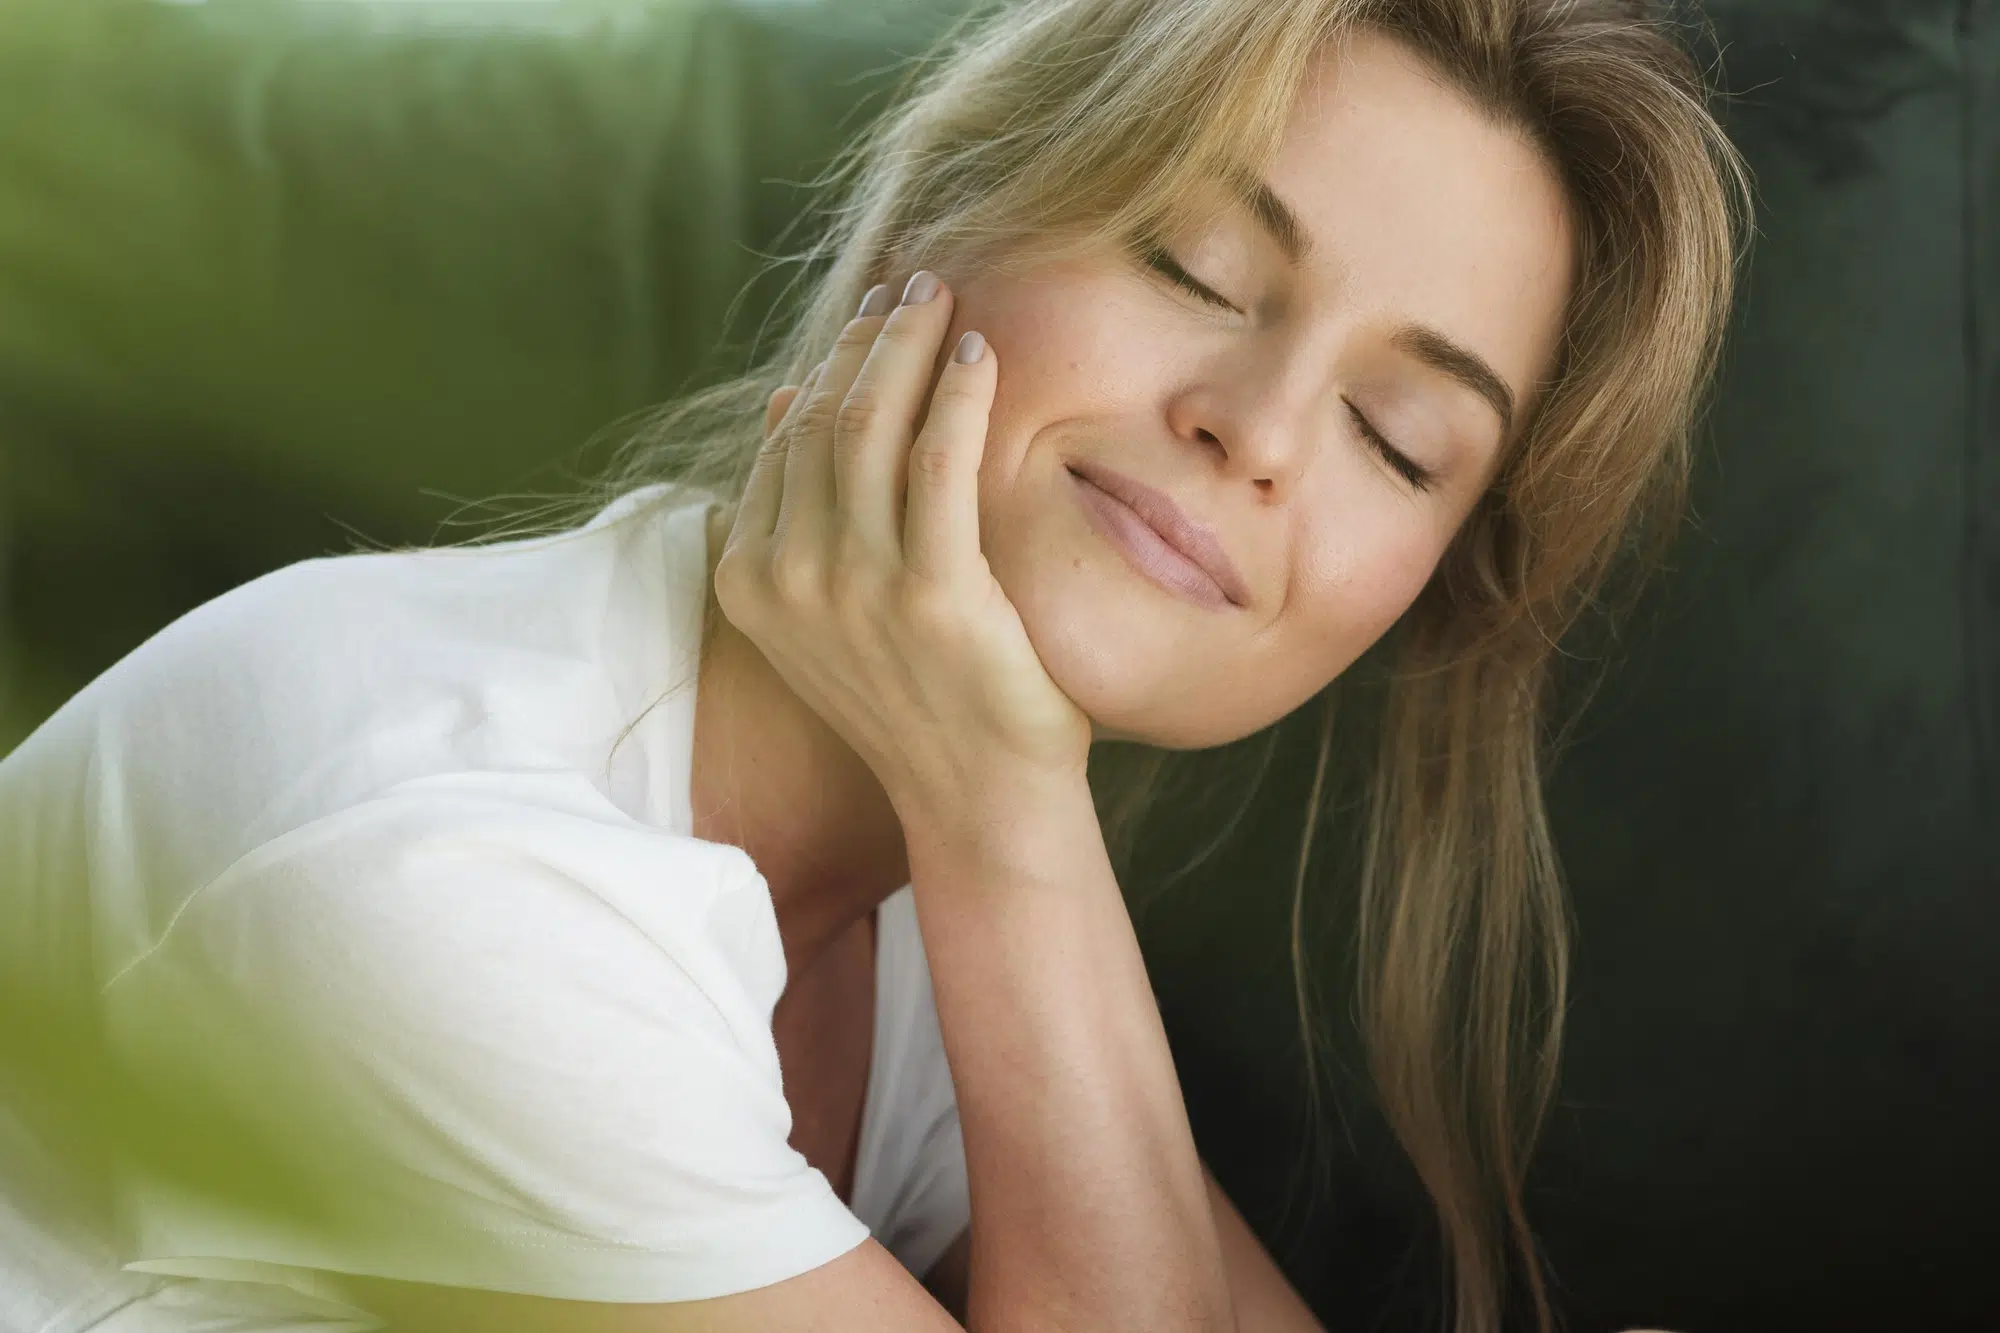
[830,422,870,471]
[833,387,878,440]
[711,548,748,600]
[768,549,820,604]
[826,552,874,606]
[894,574,956,629]
[712,552,764,621]
[909,440,956,484]
[794,389,840,434]
[931,376,983,411]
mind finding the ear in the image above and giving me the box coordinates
[764,384,801,439]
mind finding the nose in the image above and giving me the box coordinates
[1165,351,1322,502]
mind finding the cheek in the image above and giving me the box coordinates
[969,272,1171,424]
[1293,509,1452,659]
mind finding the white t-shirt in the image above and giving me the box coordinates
[0,484,970,1331]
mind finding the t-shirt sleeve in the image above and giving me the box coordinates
[867,890,971,1282]
[883,1088,969,1284]
[99,769,869,1307]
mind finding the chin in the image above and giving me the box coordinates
[981,460,1276,751]
[999,560,1242,753]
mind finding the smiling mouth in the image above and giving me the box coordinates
[1065,465,1239,612]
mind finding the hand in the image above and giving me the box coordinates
[713,271,1093,835]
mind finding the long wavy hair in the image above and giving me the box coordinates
[587,0,1751,1328]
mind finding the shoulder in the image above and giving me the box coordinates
[2,487,718,937]
[102,774,864,1301]
[33,484,711,767]
[114,769,791,1059]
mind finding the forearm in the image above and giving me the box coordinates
[901,778,1234,1333]
[925,1167,1327,1333]
[1204,1167,1327,1333]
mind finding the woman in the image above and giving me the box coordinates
[0,0,1748,1329]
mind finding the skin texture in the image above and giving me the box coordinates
[331,29,1578,1333]
[966,35,1573,752]
[696,22,1575,1007]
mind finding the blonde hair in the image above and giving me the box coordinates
[593,1,1751,1328]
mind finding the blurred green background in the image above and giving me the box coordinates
[2,0,1996,1330]
[0,0,963,753]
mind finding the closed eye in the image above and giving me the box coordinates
[1347,401,1434,491]
[1140,237,1435,493]
[1137,238,1240,313]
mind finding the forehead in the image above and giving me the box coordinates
[1253,30,1574,414]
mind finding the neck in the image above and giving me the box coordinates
[689,504,912,984]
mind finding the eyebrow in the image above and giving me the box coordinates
[1222,167,1517,433]
[1390,325,1517,435]
[1222,165,1314,266]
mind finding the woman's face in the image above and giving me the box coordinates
[932,30,1575,749]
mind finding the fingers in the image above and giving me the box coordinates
[746,270,990,584]
[834,273,954,550]
[736,362,823,545]
[779,284,897,550]
[904,328,994,583]
[764,384,801,440]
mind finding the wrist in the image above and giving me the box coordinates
[894,764,1102,885]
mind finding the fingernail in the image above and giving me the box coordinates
[901,270,940,305]
[953,330,985,365]
[857,283,893,318]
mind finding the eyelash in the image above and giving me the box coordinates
[1136,238,1436,493]
[1347,403,1435,492]
[1138,238,1234,312]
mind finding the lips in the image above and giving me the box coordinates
[1065,460,1249,608]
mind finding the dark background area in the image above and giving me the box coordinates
[1,1,1995,1330]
